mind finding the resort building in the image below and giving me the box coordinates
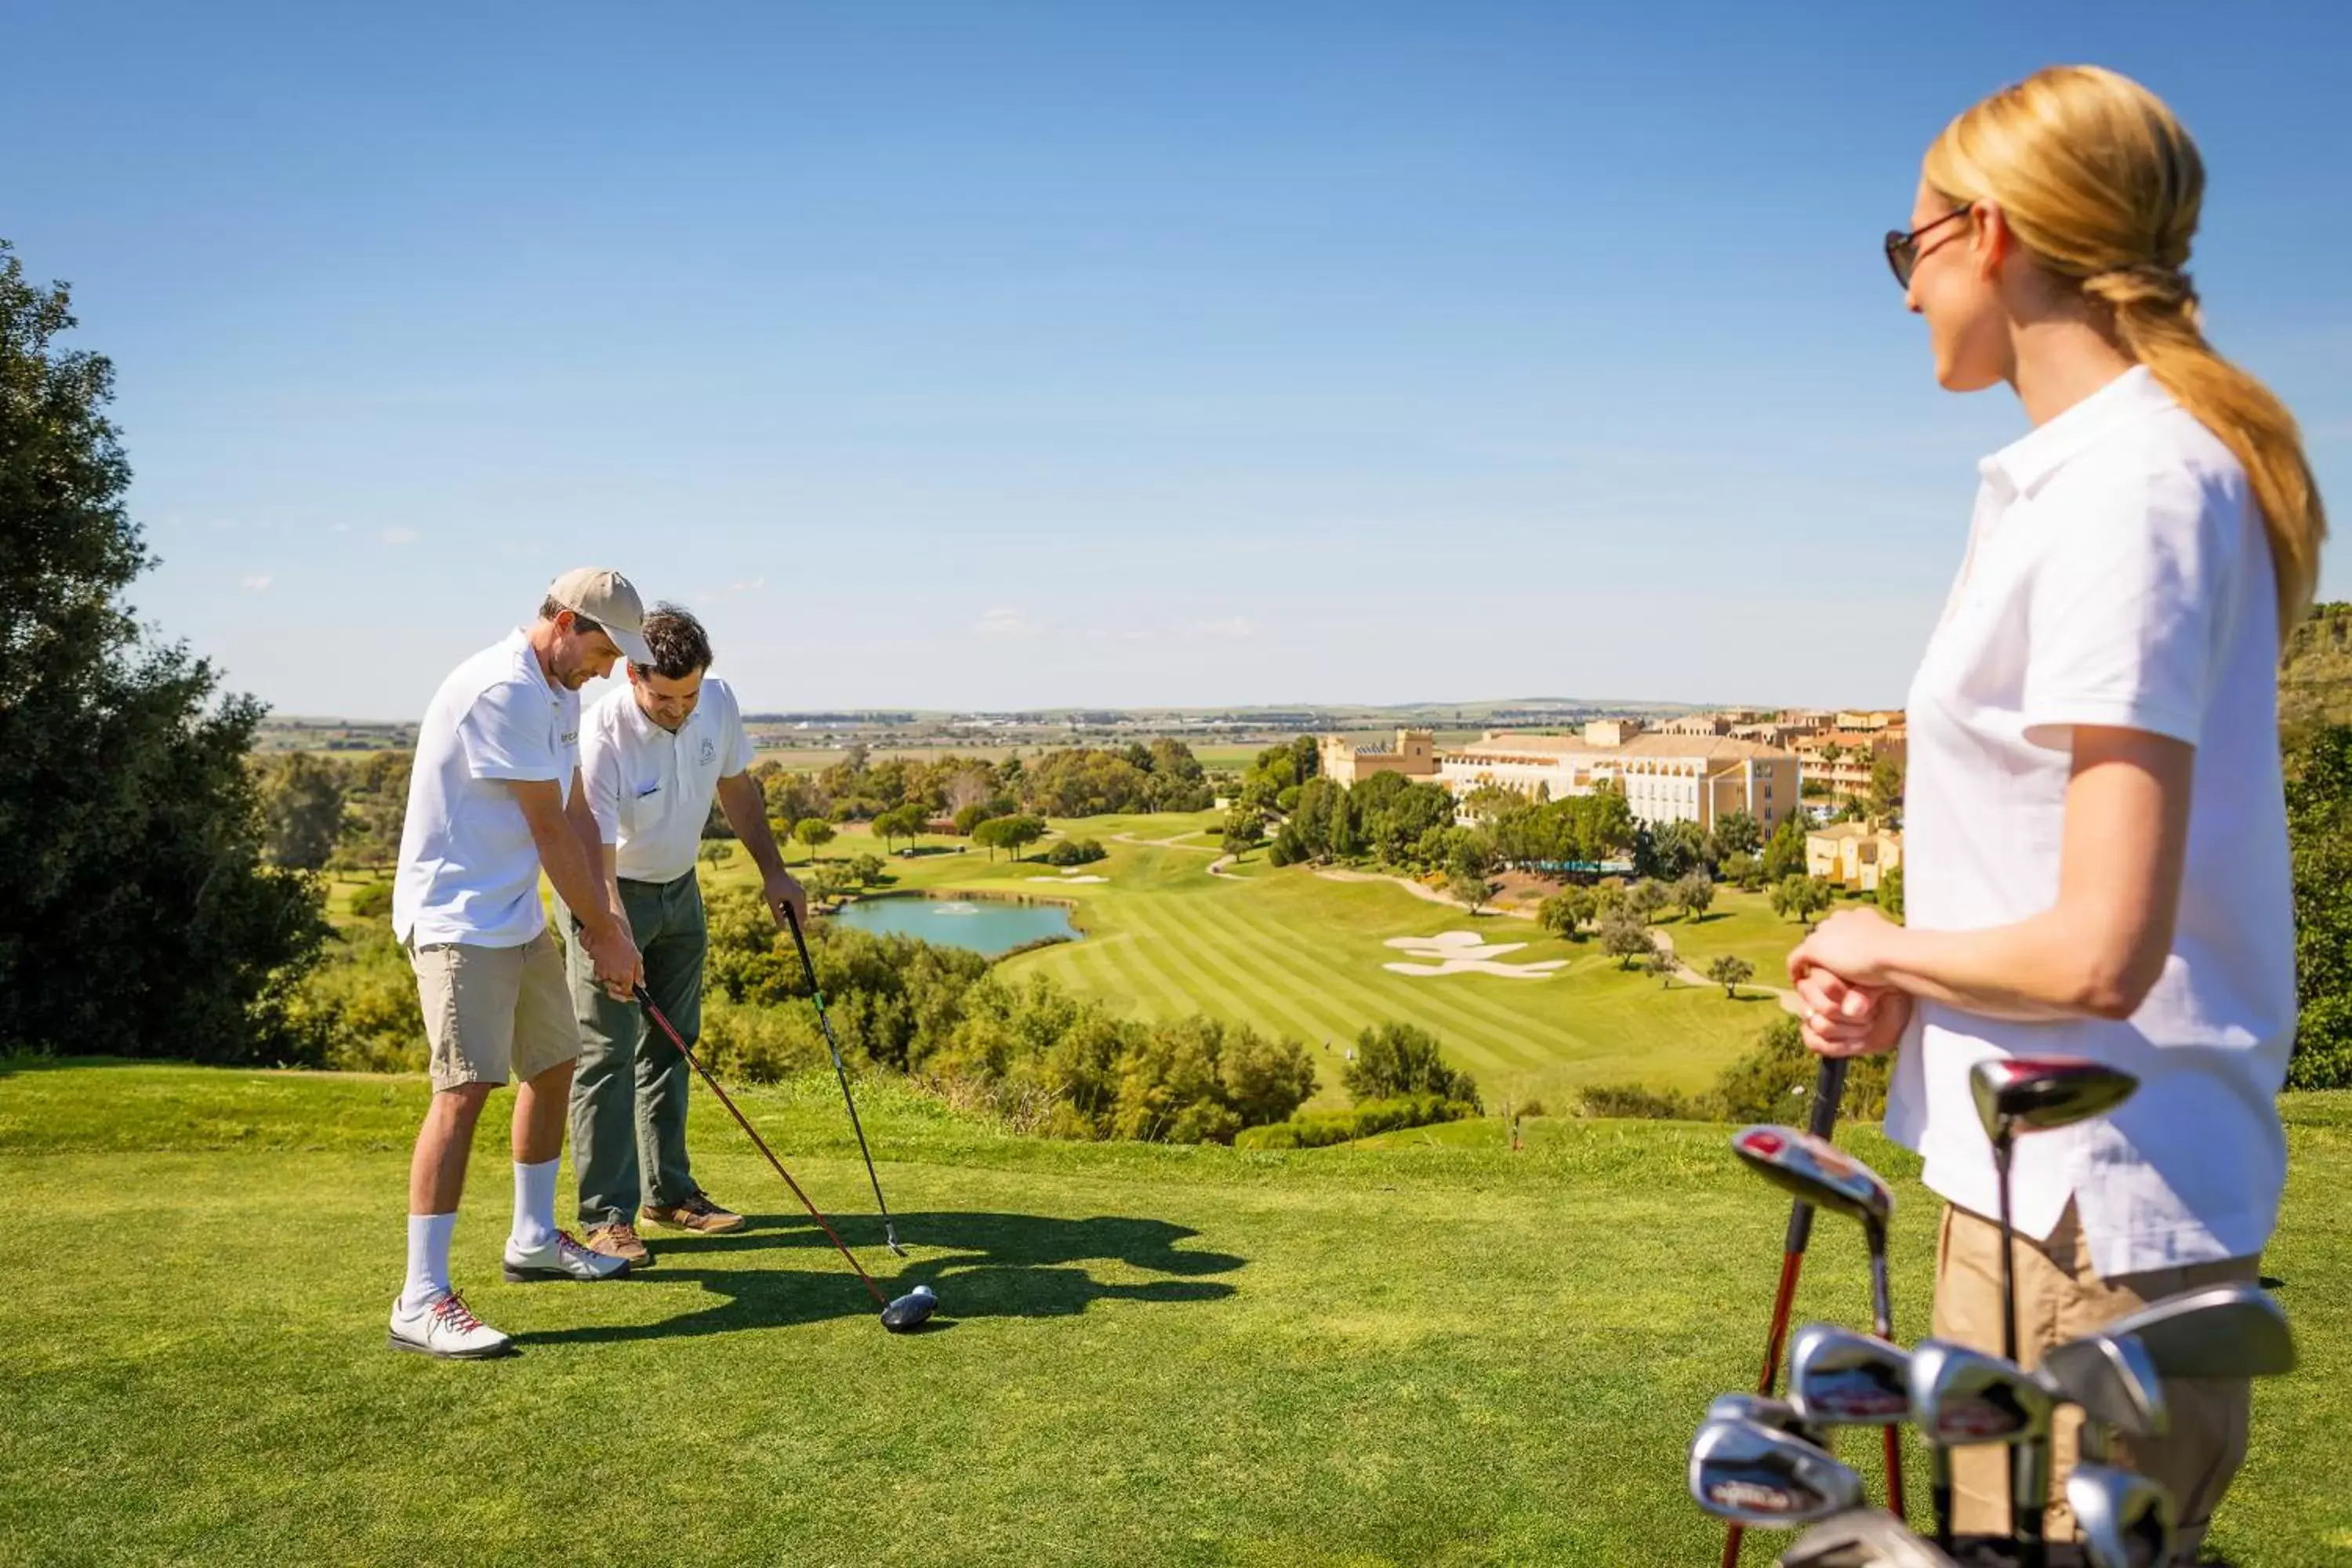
[1793,714,1907,807]
[1319,726,1802,834]
[1806,822,1904,893]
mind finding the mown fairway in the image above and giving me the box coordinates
[714,814,1808,1109]
[3,1063,2347,1566]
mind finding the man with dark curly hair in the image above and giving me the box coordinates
[562,603,805,1267]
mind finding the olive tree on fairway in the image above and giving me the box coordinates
[0,241,325,1062]
[1674,869,1715,921]
[793,817,837,861]
[1600,909,1656,970]
[1770,874,1835,929]
[1706,955,1756,997]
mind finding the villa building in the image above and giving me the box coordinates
[1806,821,1904,893]
[1319,724,1802,834]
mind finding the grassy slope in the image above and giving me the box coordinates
[708,818,1798,1109]
[2,1063,2347,1566]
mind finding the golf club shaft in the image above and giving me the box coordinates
[636,985,890,1311]
[783,904,902,1247]
[1992,1130,2038,1563]
[1722,1053,1850,1568]
[1867,1221,1907,1523]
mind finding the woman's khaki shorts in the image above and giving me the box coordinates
[408,929,579,1092]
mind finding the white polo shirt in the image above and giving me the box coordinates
[393,630,581,948]
[581,675,754,884]
[1886,366,2297,1278]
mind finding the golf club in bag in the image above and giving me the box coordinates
[1722,1055,1850,1568]
[634,985,936,1333]
[782,902,907,1256]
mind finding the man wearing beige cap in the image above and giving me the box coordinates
[385,570,652,1359]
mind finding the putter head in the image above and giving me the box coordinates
[2038,1330,2168,1442]
[1731,1126,1894,1227]
[2066,1461,2175,1568]
[1779,1507,1962,1567]
[880,1283,937,1334]
[1967,1056,2137,1144]
[1908,1339,2053,1446]
[2099,1280,2296,1379]
[1689,1415,1864,1526]
[1788,1323,1912,1427]
[1708,1392,1822,1447]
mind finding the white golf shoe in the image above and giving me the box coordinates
[503,1229,632,1283]
[388,1291,514,1360]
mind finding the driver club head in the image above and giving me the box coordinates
[2038,1331,2168,1443]
[1731,1126,1894,1227]
[1780,1507,1963,1567]
[1967,1057,2137,1144]
[2066,1461,2175,1568]
[1907,1340,2053,1446]
[1788,1323,1913,1428]
[2098,1280,2296,1380]
[1690,1415,1864,1526]
[880,1283,937,1334]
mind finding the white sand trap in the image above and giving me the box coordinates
[1381,931,1567,979]
[1029,874,1107,884]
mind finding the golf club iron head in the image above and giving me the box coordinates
[2099,1280,2296,1379]
[880,1283,937,1334]
[1732,1126,1894,1228]
[1778,1507,1962,1568]
[1708,1392,1823,1447]
[2066,1461,2175,1568]
[1788,1324,1912,1427]
[2038,1330,2168,1450]
[1690,1415,1865,1526]
[1907,1340,2053,1446]
[1967,1057,2138,1143]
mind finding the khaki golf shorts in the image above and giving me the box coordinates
[409,929,579,1092]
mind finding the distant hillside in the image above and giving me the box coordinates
[2281,601,2352,735]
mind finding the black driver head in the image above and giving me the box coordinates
[880,1283,937,1334]
[1967,1057,2137,1144]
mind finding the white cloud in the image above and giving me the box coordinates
[381,527,419,546]
[1185,616,1257,641]
[975,607,1046,638]
[241,574,274,593]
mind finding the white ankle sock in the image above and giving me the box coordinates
[510,1157,560,1250]
[401,1212,456,1313]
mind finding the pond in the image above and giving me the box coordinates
[827,895,1082,957]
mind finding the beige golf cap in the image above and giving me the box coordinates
[546,567,654,665]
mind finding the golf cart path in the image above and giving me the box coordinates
[1648,927,1802,1014]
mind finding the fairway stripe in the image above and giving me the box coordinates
[1145,892,1363,1046]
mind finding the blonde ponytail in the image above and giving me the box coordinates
[1925,66,2327,637]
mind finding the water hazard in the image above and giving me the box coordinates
[828,896,1080,957]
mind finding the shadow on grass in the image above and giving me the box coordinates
[514,1210,1243,1346]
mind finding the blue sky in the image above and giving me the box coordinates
[9,1,2347,717]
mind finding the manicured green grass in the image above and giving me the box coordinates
[1653,890,1813,989]
[3,1062,2347,1566]
[718,821,1797,1109]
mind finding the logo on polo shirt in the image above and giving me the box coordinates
[699,737,717,766]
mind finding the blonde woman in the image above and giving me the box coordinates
[1788,66,2325,1559]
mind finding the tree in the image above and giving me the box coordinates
[698,840,735,866]
[331,750,412,871]
[1722,851,1766,892]
[1706,955,1756,998]
[848,851,887,887]
[1651,819,1710,880]
[255,752,348,871]
[1001,814,1047,861]
[1875,865,1905,922]
[1770,874,1834,929]
[1674,869,1715,922]
[1762,812,1810,881]
[873,804,925,854]
[1600,909,1657,970]
[1221,806,1265,858]
[1711,809,1762,859]
[971,817,1014,862]
[1644,943,1679,988]
[1537,887,1596,940]
[1327,786,1359,860]
[0,241,327,1062]
[1449,870,1500,915]
[2285,724,2352,1088]
[805,862,853,904]
[793,818,837,861]
[1341,1022,1479,1106]
[1868,753,1906,826]
[1625,878,1671,924]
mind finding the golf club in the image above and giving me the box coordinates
[1779,1508,1962,1568]
[782,903,908,1256]
[1709,1392,1824,1448]
[634,985,937,1334]
[2065,1462,2174,1568]
[1731,1124,1906,1526]
[1788,1324,1911,1428]
[1690,1416,1867,1528]
[2038,1330,2166,1464]
[1909,1338,2053,1568]
[2099,1280,2297,1379]
[1724,1056,1849,1568]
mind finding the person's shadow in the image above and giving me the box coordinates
[514,1211,1243,1346]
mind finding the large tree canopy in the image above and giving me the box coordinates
[0,240,325,1060]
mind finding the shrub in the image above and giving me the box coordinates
[1577,1083,1704,1120]
[1341,1022,1480,1108]
[1232,1094,1475,1150]
[697,995,829,1083]
[349,881,393,920]
[1040,837,1105,867]
[281,925,423,1072]
[1711,1012,1892,1124]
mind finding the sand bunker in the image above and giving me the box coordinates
[1382,930,1566,980]
[1029,874,1108,884]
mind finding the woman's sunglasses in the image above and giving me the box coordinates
[1882,206,1972,287]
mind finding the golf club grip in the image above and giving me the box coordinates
[633,985,890,1310]
[1783,1054,1851,1254]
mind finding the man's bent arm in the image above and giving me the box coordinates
[513,775,620,935]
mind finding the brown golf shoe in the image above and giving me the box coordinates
[642,1192,746,1235]
[581,1222,652,1268]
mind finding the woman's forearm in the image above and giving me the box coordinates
[1870,913,2158,1023]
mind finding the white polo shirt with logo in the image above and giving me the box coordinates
[582,675,754,884]
[1886,366,2297,1278]
[393,630,581,948]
